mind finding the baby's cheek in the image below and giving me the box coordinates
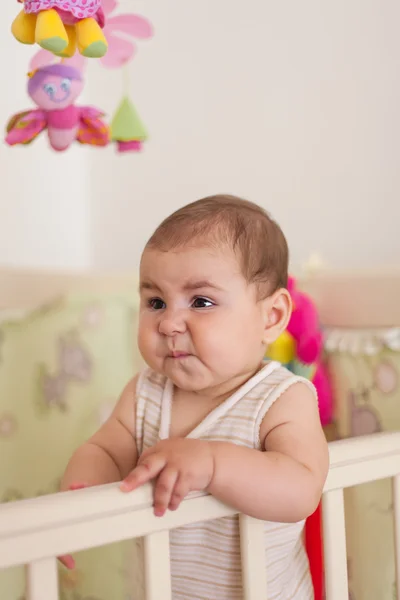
[138,342,159,371]
[137,326,154,355]
[195,329,232,363]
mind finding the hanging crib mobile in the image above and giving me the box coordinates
[5,0,153,153]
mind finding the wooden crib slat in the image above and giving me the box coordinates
[392,475,400,600]
[239,514,268,599]
[144,531,172,600]
[26,558,58,600]
[322,489,348,600]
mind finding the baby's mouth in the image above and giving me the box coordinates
[168,351,191,359]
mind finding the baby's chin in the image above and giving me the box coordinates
[161,358,214,391]
[143,354,216,391]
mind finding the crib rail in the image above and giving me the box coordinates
[323,432,400,600]
[1,431,400,600]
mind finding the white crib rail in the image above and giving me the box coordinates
[1,431,400,600]
[323,432,400,599]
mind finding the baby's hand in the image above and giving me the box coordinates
[120,439,215,517]
[58,482,88,569]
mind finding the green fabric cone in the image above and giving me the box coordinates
[111,96,148,142]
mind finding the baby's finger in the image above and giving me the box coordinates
[120,454,167,492]
[68,482,88,491]
[58,554,75,570]
[168,477,189,512]
[153,468,179,517]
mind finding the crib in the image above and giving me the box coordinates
[0,267,399,599]
[0,431,399,600]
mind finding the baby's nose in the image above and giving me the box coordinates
[158,309,186,336]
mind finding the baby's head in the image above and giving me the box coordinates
[138,195,291,393]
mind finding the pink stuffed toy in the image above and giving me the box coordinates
[11,0,108,59]
[5,64,110,151]
[286,276,333,600]
[287,276,333,425]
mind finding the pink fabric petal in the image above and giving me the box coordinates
[5,110,46,146]
[29,49,56,71]
[101,0,117,18]
[105,14,153,39]
[80,106,105,119]
[29,49,87,73]
[77,111,110,146]
[101,34,136,68]
[64,53,87,72]
[28,5,152,73]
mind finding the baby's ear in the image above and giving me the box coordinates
[261,288,292,345]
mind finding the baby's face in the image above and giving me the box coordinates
[138,245,268,393]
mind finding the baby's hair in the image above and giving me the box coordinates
[146,195,288,297]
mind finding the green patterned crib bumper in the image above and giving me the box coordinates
[326,326,400,600]
[0,292,143,600]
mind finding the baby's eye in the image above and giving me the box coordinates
[192,297,214,309]
[148,298,165,310]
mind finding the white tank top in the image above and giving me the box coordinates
[135,361,315,600]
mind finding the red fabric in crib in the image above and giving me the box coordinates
[305,502,324,600]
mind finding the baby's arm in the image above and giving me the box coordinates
[121,381,329,523]
[207,382,329,522]
[61,376,138,491]
[58,377,138,569]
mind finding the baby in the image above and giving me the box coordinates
[60,195,329,599]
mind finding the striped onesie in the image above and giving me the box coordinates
[135,361,315,600]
